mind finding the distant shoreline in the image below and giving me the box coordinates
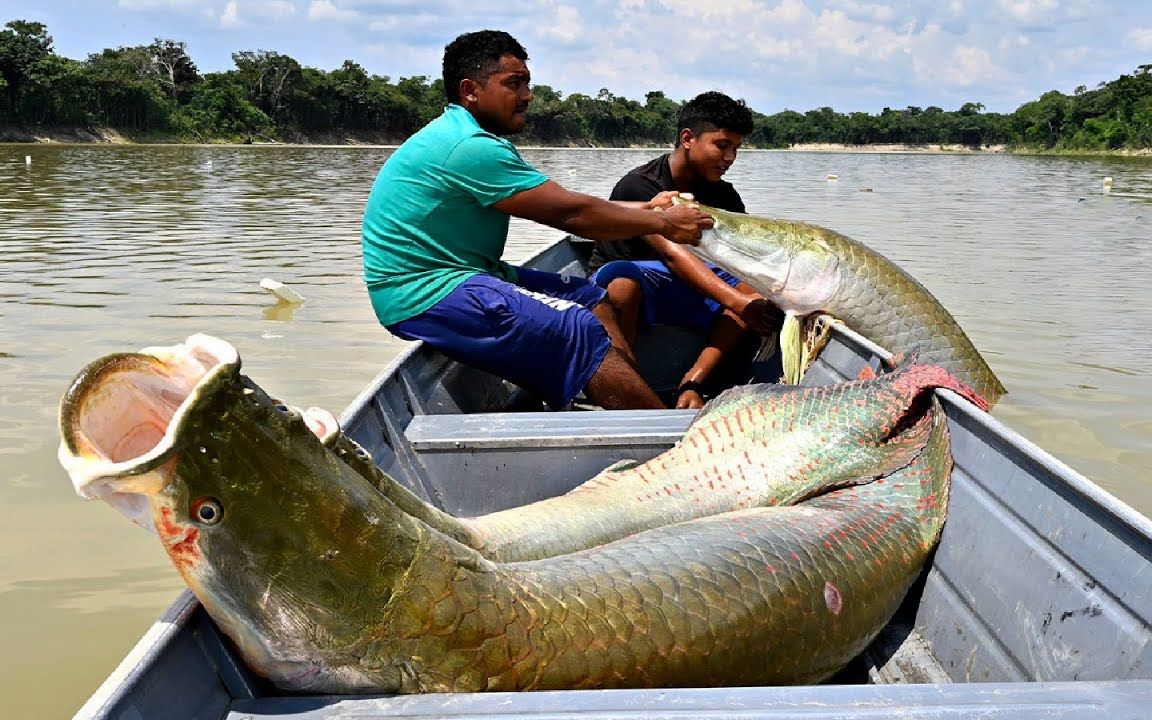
[4,126,1152,156]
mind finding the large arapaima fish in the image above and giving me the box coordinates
[59,334,965,693]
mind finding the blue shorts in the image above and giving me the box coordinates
[387,267,610,409]
[590,260,741,332]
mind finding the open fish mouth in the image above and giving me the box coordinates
[57,334,239,532]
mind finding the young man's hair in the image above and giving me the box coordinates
[676,91,754,144]
[442,30,528,104]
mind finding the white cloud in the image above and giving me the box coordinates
[117,0,205,8]
[584,47,662,87]
[69,0,1152,114]
[653,0,766,21]
[1127,27,1152,51]
[540,5,582,45]
[368,13,438,32]
[220,0,242,27]
[1000,0,1060,25]
[945,45,1000,86]
[829,0,897,25]
[218,1,296,28]
[307,0,359,22]
[252,1,298,18]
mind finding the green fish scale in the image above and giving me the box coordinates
[367,403,952,693]
[702,205,1005,406]
[336,364,959,563]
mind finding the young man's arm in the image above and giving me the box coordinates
[643,234,777,333]
[493,180,711,245]
[609,174,776,334]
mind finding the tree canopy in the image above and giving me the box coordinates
[2,18,1150,151]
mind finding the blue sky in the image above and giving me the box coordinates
[5,0,1151,114]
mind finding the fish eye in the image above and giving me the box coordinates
[191,497,224,525]
[273,403,299,418]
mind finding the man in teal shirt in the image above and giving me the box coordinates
[362,30,712,410]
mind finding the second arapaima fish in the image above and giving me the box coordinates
[60,334,966,693]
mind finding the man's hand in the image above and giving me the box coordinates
[675,387,705,410]
[657,203,713,245]
[734,295,784,335]
[645,191,695,211]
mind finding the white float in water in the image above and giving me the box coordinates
[25,155,31,165]
[1103,176,1113,194]
[260,278,305,304]
[827,173,839,181]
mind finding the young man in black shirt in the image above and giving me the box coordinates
[589,92,783,409]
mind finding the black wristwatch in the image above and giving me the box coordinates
[676,380,705,396]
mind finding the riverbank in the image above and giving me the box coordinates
[0,125,409,146]
[786,142,1007,153]
[5,125,1152,155]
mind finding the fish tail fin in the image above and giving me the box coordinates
[889,363,989,412]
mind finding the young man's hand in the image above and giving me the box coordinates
[675,387,705,409]
[733,295,784,335]
[645,191,695,211]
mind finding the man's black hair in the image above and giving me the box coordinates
[442,30,528,104]
[676,91,754,144]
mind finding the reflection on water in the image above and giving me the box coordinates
[1,145,1150,718]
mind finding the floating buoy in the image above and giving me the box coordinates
[260,278,305,304]
[827,174,839,181]
[1103,176,1113,193]
[25,155,31,165]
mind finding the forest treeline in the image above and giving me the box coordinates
[2,19,1151,150]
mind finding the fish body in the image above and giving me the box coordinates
[59,335,960,693]
[317,361,982,562]
[682,202,1005,406]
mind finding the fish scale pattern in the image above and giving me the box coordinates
[332,363,980,562]
[368,401,952,693]
[697,205,1005,406]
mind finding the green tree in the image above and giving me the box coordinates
[82,46,175,130]
[1012,91,1069,147]
[0,20,53,115]
[148,39,199,103]
[179,73,270,138]
[232,50,302,123]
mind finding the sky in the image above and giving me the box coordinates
[3,0,1151,115]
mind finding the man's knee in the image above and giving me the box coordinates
[605,276,642,301]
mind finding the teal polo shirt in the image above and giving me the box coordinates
[361,104,549,327]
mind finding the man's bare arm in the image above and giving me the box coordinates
[493,181,710,245]
[647,233,782,335]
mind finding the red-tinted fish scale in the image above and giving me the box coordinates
[364,364,966,576]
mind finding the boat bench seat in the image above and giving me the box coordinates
[402,409,697,515]
[404,408,697,451]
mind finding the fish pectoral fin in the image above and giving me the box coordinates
[800,314,840,373]
[780,313,804,384]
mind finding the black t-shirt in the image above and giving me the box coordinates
[589,153,745,270]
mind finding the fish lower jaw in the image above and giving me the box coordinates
[60,335,240,504]
[264,657,397,694]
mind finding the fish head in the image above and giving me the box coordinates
[58,334,410,692]
[682,200,842,315]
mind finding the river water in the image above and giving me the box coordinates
[1,145,1150,718]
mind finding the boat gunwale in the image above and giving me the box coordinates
[832,322,1152,544]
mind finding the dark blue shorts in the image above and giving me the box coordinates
[387,267,610,409]
[590,260,741,332]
